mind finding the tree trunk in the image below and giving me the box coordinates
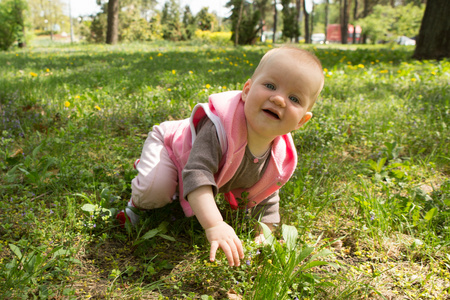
[303,0,310,43]
[352,0,358,44]
[273,0,278,43]
[310,3,314,38]
[413,0,450,60]
[361,0,369,44]
[324,0,329,42]
[295,0,301,43]
[106,0,119,44]
[235,0,244,46]
[15,0,26,48]
[341,0,349,44]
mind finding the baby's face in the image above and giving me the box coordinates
[242,53,323,141]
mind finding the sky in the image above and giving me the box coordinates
[68,0,231,18]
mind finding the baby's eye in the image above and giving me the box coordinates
[289,96,300,103]
[264,83,275,90]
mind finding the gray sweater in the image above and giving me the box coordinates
[182,118,280,224]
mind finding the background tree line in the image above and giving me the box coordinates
[0,0,448,59]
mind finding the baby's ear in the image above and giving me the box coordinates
[241,79,252,102]
[295,112,312,129]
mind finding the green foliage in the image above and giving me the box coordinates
[281,0,298,40]
[248,223,336,299]
[1,242,81,298]
[86,12,107,43]
[196,7,217,31]
[0,0,27,50]
[227,0,262,45]
[357,4,425,43]
[161,0,184,41]
[182,5,196,39]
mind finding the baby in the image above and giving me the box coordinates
[117,46,324,267]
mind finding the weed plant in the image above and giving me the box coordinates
[0,42,449,299]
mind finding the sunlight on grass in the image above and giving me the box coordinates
[0,42,449,299]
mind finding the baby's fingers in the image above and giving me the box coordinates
[235,237,245,259]
[210,241,219,262]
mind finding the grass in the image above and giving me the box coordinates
[0,41,449,299]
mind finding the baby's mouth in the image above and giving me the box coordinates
[263,109,280,119]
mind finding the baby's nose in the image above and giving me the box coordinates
[270,94,286,107]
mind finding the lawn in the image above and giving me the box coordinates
[0,41,449,299]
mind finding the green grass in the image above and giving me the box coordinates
[0,41,449,299]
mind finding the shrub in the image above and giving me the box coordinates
[194,30,232,45]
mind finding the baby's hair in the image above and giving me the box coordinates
[252,46,323,80]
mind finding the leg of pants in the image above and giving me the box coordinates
[131,122,178,210]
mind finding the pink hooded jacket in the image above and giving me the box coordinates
[163,91,298,217]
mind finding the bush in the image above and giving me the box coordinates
[0,0,27,50]
[194,30,232,45]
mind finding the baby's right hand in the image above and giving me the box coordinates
[204,221,244,267]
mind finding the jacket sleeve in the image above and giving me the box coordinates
[251,191,280,224]
[182,118,223,199]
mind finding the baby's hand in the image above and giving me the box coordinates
[204,221,244,266]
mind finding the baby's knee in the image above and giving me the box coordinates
[131,177,176,210]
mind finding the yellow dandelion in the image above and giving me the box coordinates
[30,72,38,77]
[189,71,193,74]
[167,88,172,91]
[149,56,153,60]
[379,70,388,74]
[411,78,417,82]
[75,95,80,99]
[172,70,176,75]
[64,101,70,108]
[358,64,364,68]
[94,105,101,111]
[46,68,50,72]
[222,86,226,89]
[323,68,328,73]
[208,69,212,73]
[205,84,211,89]
[157,53,163,57]
[431,71,436,75]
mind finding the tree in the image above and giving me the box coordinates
[161,0,183,41]
[254,0,270,41]
[226,0,261,45]
[413,0,450,60]
[106,0,119,44]
[303,0,310,43]
[196,7,216,31]
[182,5,196,39]
[273,0,278,43]
[281,0,298,41]
[358,4,424,44]
[0,0,28,50]
[341,0,349,44]
[294,0,301,43]
[324,0,329,41]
